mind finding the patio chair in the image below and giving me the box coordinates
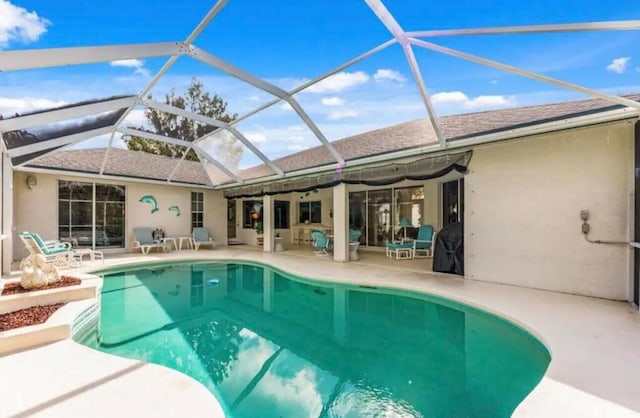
[19,231,74,267]
[311,230,332,256]
[132,227,168,254]
[412,225,435,258]
[192,227,217,250]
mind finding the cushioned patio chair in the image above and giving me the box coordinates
[19,231,74,266]
[311,230,332,256]
[192,227,217,250]
[132,227,168,254]
[412,225,435,258]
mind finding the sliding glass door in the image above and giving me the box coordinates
[349,186,424,248]
[58,181,126,248]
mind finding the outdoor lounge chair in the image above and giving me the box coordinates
[412,225,435,258]
[132,227,168,254]
[19,231,74,267]
[311,230,332,255]
[192,227,217,250]
[385,225,435,259]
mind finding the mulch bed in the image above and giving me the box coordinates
[1,276,81,296]
[0,303,66,332]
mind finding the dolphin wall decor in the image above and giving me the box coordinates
[139,195,159,213]
[168,205,181,216]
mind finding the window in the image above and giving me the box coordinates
[58,181,125,248]
[190,270,204,307]
[299,200,321,224]
[274,200,290,229]
[243,200,263,228]
[191,192,203,229]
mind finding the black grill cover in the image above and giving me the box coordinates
[433,222,464,275]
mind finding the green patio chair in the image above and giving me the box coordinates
[19,231,74,266]
[192,227,217,250]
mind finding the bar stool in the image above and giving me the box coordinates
[293,229,302,245]
[302,229,312,245]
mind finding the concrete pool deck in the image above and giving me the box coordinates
[1,247,639,417]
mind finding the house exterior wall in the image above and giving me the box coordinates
[12,172,225,260]
[465,122,634,300]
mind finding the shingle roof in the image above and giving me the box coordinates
[31,148,214,185]
[26,93,640,186]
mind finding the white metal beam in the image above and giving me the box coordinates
[409,38,640,110]
[0,42,187,72]
[142,98,227,128]
[286,99,344,164]
[142,98,283,175]
[166,146,193,183]
[104,0,230,177]
[0,96,135,132]
[407,20,640,38]
[8,126,113,158]
[189,47,289,98]
[364,0,405,39]
[200,39,396,139]
[118,127,242,183]
[117,127,193,148]
[226,127,284,175]
[191,46,344,164]
[192,144,243,183]
[401,43,446,148]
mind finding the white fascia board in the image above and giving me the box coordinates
[141,98,227,128]
[409,38,640,111]
[0,97,135,132]
[117,127,192,148]
[14,165,212,189]
[189,47,289,98]
[8,126,113,158]
[192,144,243,183]
[215,108,639,190]
[0,42,187,72]
[407,20,640,38]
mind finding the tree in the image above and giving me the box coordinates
[125,78,242,165]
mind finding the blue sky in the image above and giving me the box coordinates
[1,0,639,170]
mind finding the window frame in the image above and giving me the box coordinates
[274,200,290,229]
[298,200,322,224]
[191,191,204,229]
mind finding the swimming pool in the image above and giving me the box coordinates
[80,260,550,417]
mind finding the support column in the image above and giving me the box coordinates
[2,154,12,276]
[263,195,274,252]
[333,184,349,262]
[263,268,274,313]
[333,288,347,345]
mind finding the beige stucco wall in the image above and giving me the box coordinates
[465,122,634,300]
[12,172,226,260]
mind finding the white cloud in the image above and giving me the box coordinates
[490,80,498,84]
[287,144,309,151]
[373,69,406,83]
[280,102,293,110]
[305,71,369,93]
[245,132,267,143]
[606,57,630,74]
[121,108,147,128]
[431,91,468,104]
[465,95,512,109]
[0,97,67,117]
[327,109,359,120]
[321,97,344,107]
[0,1,50,48]
[110,59,151,78]
[431,91,513,110]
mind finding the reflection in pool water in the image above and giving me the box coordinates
[82,262,550,417]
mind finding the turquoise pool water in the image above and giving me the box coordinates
[82,261,550,417]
